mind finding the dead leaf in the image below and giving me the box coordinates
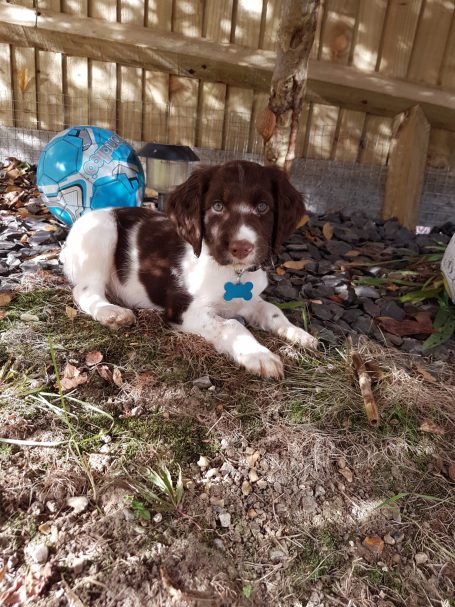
[386,283,400,292]
[377,316,434,337]
[59,363,88,391]
[85,351,103,366]
[339,467,353,483]
[0,293,13,307]
[282,259,313,270]
[322,222,333,240]
[0,311,6,320]
[97,365,113,382]
[345,250,361,257]
[255,106,276,142]
[112,367,123,387]
[297,214,310,228]
[364,360,385,383]
[275,266,286,276]
[328,294,344,304]
[0,563,52,605]
[362,535,385,555]
[419,419,445,436]
[65,306,78,320]
[415,365,437,383]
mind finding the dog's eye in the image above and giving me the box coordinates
[212,201,224,213]
[256,201,269,214]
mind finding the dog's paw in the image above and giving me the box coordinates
[95,305,136,329]
[238,350,284,379]
[281,326,319,350]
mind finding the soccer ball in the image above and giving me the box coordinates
[37,126,145,226]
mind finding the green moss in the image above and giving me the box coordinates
[117,414,211,464]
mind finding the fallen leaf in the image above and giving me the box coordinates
[275,266,286,276]
[339,467,353,483]
[297,214,310,228]
[323,222,333,240]
[59,363,88,391]
[363,535,385,555]
[20,313,39,322]
[345,250,361,257]
[377,316,434,337]
[415,365,437,383]
[328,294,344,304]
[112,367,123,387]
[0,562,52,605]
[419,419,445,436]
[386,283,400,292]
[85,351,103,366]
[65,305,78,320]
[282,259,313,270]
[0,293,13,307]
[0,311,5,320]
[97,365,113,382]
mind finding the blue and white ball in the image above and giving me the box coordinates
[37,126,145,226]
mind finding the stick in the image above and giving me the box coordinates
[351,350,380,425]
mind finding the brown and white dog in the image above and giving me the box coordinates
[61,161,317,378]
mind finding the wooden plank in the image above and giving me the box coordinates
[358,115,393,165]
[225,0,262,153]
[119,0,144,141]
[169,0,203,146]
[383,105,430,230]
[378,0,423,79]
[349,0,387,165]
[3,3,455,130]
[196,0,231,149]
[427,11,455,169]
[0,43,13,127]
[352,0,387,71]
[334,108,365,162]
[10,46,37,129]
[407,0,453,85]
[36,50,64,131]
[306,104,339,159]
[89,0,117,131]
[62,1,89,128]
[143,1,172,143]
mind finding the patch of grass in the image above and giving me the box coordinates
[117,414,211,464]
[234,395,265,440]
[0,443,12,459]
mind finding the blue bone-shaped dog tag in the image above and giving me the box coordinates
[224,281,253,301]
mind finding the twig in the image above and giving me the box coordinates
[350,348,380,425]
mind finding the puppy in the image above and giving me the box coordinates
[61,161,317,378]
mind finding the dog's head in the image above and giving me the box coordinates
[166,160,305,268]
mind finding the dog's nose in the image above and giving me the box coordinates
[229,239,254,260]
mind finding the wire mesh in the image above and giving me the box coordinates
[0,92,454,227]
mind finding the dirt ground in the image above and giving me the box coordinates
[0,268,454,607]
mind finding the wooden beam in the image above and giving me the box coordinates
[1,2,455,130]
[383,105,430,230]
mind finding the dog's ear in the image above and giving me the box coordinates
[269,167,305,255]
[166,165,217,256]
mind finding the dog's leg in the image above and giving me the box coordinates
[61,210,136,329]
[237,298,318,350]
[181,307,284,379]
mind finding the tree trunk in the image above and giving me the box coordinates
[258,0,320,174]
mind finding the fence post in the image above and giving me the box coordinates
[382,104,430,230]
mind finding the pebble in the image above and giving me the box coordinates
[197,455,210,468]
[72,556,86,574]
[415,552,428,565]
[383,533,395,545]
[248,469,259,483]
[256,479,268,490]
[192,375,212,389]
[219,512,231,528]
[27,543,49,564]
[153,512,163,523]
[205,467,219,479]
[241,481,252,496]
[269,549,287,562]
[66,495,89,514]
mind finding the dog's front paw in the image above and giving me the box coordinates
[281,326,319,350]
[95,305,136,329]
[238,350,284,379]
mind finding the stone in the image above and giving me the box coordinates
[27,543,49,564]
[66,495,89,514]
[192,375,212,389]
[275,282,299,300]
[197,455,210,468]
[415,552,428,565]
[383,534,395,545]
[241,481,252,496]
[361,299,380,318]
[269,549,287,562]
[219,512,231,528]
[325,240,352,257]
[352,315,373,335]
[354,286,380,299]
[378,299,406,321]
[335,284,357,305]
[310,302,333,321]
